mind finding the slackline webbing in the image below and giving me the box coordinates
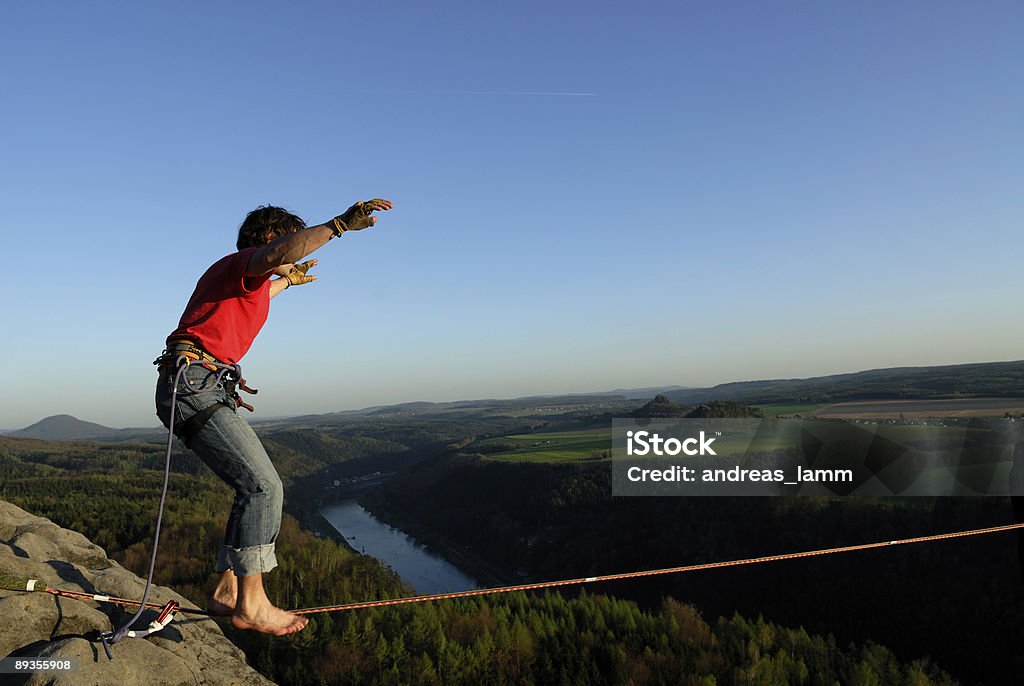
[5,522,1021,617]
[289,521,1024,614]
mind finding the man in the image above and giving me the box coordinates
[155,198,392,635]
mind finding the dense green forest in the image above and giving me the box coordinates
[363,451,1024,684]
[0,430,972,685]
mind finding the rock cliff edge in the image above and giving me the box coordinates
[0,499,274,686]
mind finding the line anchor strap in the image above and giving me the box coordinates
[125,600,180,638]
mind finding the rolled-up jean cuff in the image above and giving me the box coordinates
[216,543,278,576]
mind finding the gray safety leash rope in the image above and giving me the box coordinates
[100,355,243,659]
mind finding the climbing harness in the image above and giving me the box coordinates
[94,353,254,658]
[154,347,258,446]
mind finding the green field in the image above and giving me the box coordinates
[474,429,612,462]
[472,420,1002,464]
[714,421,979,455]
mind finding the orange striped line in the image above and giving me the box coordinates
[291,522,1024,615]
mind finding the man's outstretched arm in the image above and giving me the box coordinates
[270,260,318,299]
[246,198,392,276]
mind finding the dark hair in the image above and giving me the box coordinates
[236,205,306,250]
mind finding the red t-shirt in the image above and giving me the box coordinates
[168,247,272,364]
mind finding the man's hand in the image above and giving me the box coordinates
[332,198,393,234]
[285,259,318,287]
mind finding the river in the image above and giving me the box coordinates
[321,501,478,595]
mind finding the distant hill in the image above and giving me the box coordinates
[10,414,118,440]
[589,385,693,399]
[634,394,692,417]
[685,399,764,418]
[666,360,1024,405]
[15,360,1022,439]
[633,395,763,418]
[6,414,165,442]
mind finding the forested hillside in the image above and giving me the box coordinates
[366,451,1024,684]
[0,433,966,685]
[668,360,1024,405]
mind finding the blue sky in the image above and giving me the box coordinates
[2,1,1021,428]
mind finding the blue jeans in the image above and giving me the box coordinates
[155,362,281,576]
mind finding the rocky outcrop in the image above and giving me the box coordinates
[0,500,274,686]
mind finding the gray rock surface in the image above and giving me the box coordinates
[0,500,275,685]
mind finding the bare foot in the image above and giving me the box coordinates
[208,571,237,617]
[231,604,308,635]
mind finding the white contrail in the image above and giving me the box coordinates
[389,89,596,97]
